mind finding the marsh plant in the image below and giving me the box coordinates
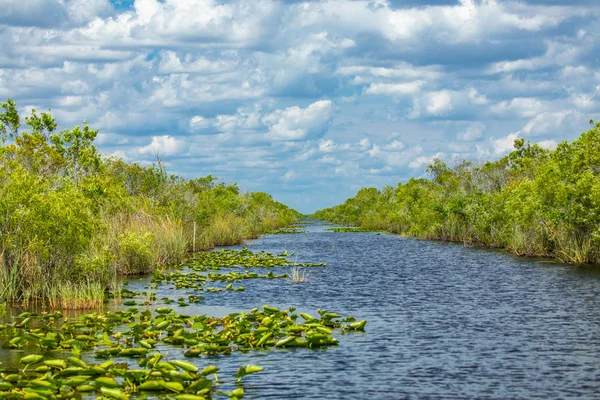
[0,306,366,399]
[288,266,309,283]
[0,99,302,308]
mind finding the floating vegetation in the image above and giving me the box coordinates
[0,245,366,399]
[0,351,255,400]
[325,227,379,233]
[152,270,289,292]
[0,306,366,398]
[267,228,306,234]
[0,307,364,356]
[186,247,325,270]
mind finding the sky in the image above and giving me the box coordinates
[1,0,599,213]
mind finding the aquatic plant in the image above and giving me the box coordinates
[0,305,366,399]
[288,266,309,283]
[267,228,307,234]
[325,227,380,233]
[0,306,364,356]
[0,351,237,399]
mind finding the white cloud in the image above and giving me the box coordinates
[521,110,578,136]
[319,139,337,152]
[409,152,445,169]
[458,126,482,141]
[282,170,296,181]
[139,135,185,156]
[318,155,340,165]
[492,132,519,155]
[491,97,543,118]
[0,0,598,213]
[487,41,581,74]
[426,90,453,115]
[570,93,596,109]
[189,116,211,131]
[338,62,442,81]
[538,140,558,150]
[383,140,405,151]
[364,81,423,96]
[467,88,488,105]
[158,51,238,75]
[263,100,338,141]
[66,0,113,25]
[367,144,381,158]
[358,138,371,150]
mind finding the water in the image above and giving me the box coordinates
[121,221,600,399]
[5,221,600,398]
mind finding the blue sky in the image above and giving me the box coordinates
[0,0,598,213]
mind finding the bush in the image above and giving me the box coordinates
[0,98,302,307]
[312,122,600,264]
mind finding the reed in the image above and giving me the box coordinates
[288,266,309,283]
[51,281,105,310]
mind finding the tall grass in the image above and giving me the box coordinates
[0,98,302,308]
[51,281,105,310]
[288,266,309,283]
[197,214,248,250]
[107,212,188,275]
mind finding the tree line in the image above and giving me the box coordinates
[0,99,301,307]
[313,122,600,265]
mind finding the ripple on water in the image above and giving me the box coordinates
[5,221,600,399]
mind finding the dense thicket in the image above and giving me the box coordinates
[313,122,600,264]
[0,99,301,307]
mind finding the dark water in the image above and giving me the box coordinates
[5,221,600,398]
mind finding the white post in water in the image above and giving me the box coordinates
[193,221,197,253]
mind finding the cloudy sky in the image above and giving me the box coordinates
[1,0,599,212]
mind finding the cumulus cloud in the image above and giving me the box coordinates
[264,100,338,141]
[492,133,519,155]
[189,116,211,131]
[364,81,423,96]
[491,97,544,118]
[338,63,441,80]
[538,140,558,150]
[0,0,67,27]
[319,139,337,152]
[1,0,599,212]
[425,91,453,115]
[458,126,483,141]
[409,152,445,169]
[487,41,582,75]
[188,100,338,141]
[139,135,185,156]
[521,111,578,136]
[384,140,405,151]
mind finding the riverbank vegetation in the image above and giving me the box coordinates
[313,122,600,264]
[0,248,365,400]
[0,99,301,308]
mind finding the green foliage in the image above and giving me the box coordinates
[0,99,302,307]
[0,99,20,144]
[313,124,600,264]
